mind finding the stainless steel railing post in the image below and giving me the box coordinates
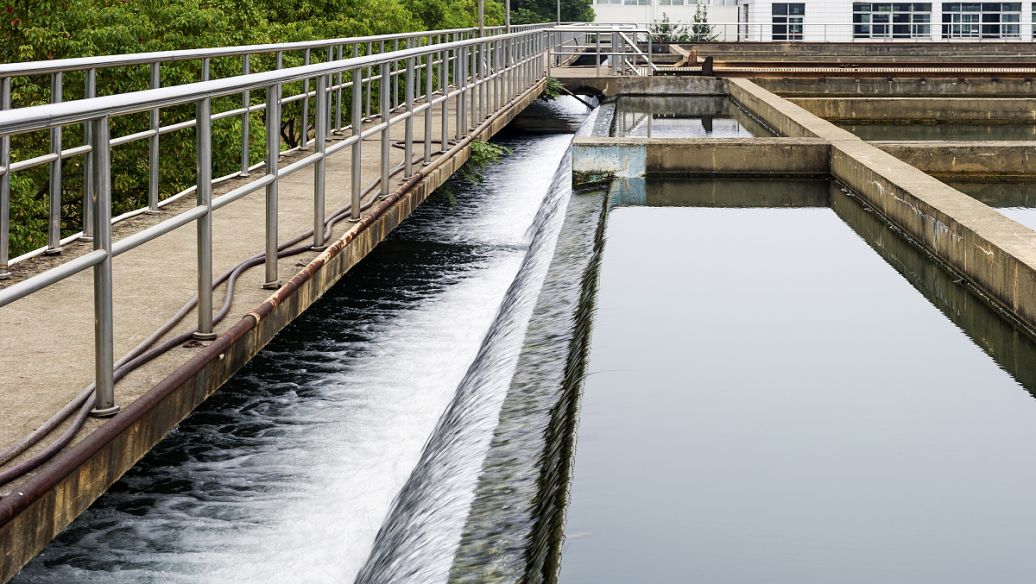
[313,75,328,251]
[424,52,433,165]
[380,61,391,196]
[0,77,9,280]
[263,83,281,289]
[456,46,466,141]
[46,72,63,255]
[241,55,251,176]
[301,48,311,150]
[194,97,216,340]
[90,115,118,418]
[148,63,161,213]
[440,48,449,153]
[82,69,96,242]
[404,57,415,178]
[351,66,362,221]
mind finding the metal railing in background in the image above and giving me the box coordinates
[551,25,656,76]
[595,21,1036,44]
[0,28,553,415]
[0,24,554,279]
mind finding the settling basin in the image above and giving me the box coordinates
[560,178,1036,583]
[612,96,773,138]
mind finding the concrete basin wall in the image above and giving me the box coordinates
[791,97,1036,122]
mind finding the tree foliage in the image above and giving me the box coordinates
[0,0,529,256]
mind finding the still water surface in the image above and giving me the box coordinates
[560,181,1036,583]
[612,96,772,138]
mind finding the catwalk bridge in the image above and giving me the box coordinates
[0,24,655,580]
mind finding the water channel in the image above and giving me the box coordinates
[559,178,1036,583]
[14,97,1036,584]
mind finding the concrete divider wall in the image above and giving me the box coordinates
[791,97,1036,122]
[875,141,1036,178]
[572,137,830,180]
[756,77,1036,98]
[575,76,1036,331]
[730,78,1036,329]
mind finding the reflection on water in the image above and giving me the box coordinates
[941,179,1036,231]
[560,179,1036,584]
[612,96,772,138]
[841,122,1036,141]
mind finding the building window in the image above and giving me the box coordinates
[942,2,1021,38]
[853,3,932,39]
[773,3,805,40]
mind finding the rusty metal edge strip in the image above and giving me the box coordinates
[0,77,546,528]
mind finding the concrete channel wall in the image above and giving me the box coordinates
[0,79,547,584]
[875,142,1036,178]
[574,76,1036,333]
[791,97,1036,122]
[757,77,1036,98]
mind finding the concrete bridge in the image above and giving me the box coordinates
[4,27,1036,581]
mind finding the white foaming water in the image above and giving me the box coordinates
[14,134,576,584]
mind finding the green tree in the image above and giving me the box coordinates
[0,0,510,256]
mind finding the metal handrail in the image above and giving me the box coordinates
[0,27,564,416]
[0,23,558,268]
[595,20,1036,43]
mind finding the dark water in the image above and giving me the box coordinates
[841,122,1036,141]
[13,132,580,584]
[612,96,773,138]
[559,179,1036,583]
[940,179,1036,231]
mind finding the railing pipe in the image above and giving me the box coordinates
[263,83,281,289]
[380,61,391,195]
[404,58,415,178]
[46,72,63,255]
[241,54,252,176]
[194,96,216,340]
[82,69,96,241]
[0,77,8,280]
[89,115,117,417]
[149,63,161,213]
[313,75,328,251]
[351,66,362,221]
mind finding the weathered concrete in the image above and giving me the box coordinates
[573,137,829,182]
[0,77,546,583]
[554,71,724,97]
[874,141,1036,178]
[637,177,831,208]
[725,79,1036,330]
[687,42,1036,64]
[757,77,1036,98]
[792,97,1036,123]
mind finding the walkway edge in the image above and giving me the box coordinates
[0,79,546,584]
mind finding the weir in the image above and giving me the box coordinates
[6,24,1036,584]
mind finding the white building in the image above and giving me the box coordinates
[592,1,1036,42]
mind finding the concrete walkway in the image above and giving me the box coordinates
[0,86,503,495]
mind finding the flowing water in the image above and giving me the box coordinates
[13,120,590,583]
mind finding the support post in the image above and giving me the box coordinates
[0,77,9,280]
[90,116,118,417]
[263,84,281,289]
[148,63,161,213]
[351,67,362,220]
[194,97,216,340]
[313,76,328,250]
[380,62,391,196]
[46,72,63,254]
